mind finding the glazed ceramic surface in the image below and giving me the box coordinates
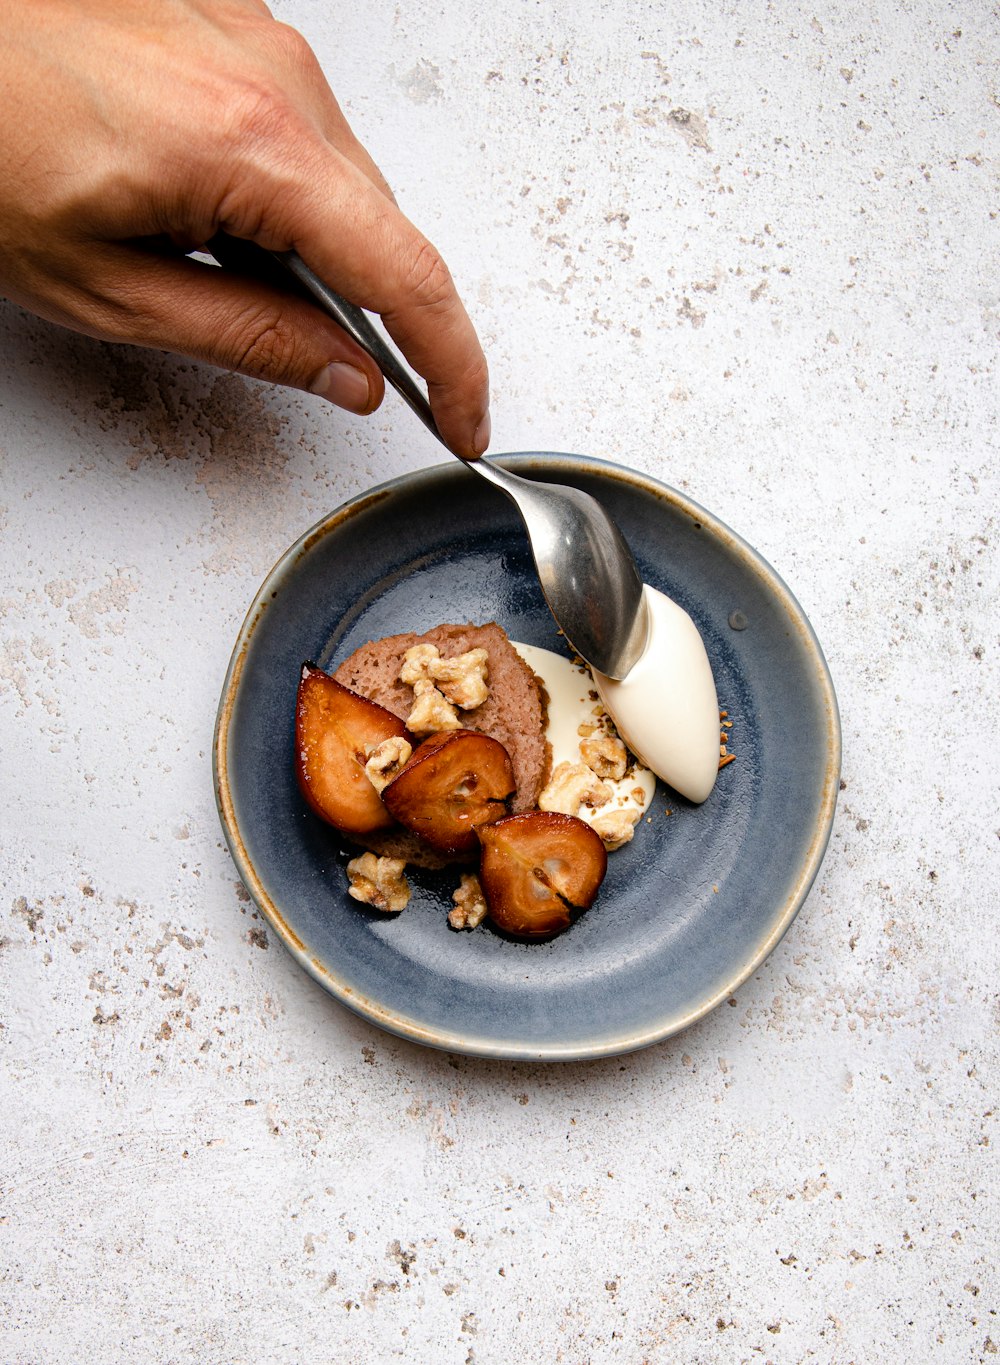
[214,454,840,1059]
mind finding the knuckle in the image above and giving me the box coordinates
[226,304,302,383]
[215,83,309,238]
[462,354,490,398]
[226,82,295,152]
[403,239,454,312]
[266,20,316,68]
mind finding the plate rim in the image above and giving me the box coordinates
[213,453,841,1061]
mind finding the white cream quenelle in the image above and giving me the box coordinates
[591,585,720,804]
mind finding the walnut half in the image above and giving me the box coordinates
[406,678,461,735]
[399,643,489,710]
[364,736,412,792]
[448,872,488,930]
[538,761,612,817]
[589,808,641,851]
[580,733,628,782]
[346,853,410,913]
[429,648,489,709]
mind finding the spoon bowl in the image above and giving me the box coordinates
[470,458,647,676]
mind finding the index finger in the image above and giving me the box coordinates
[225,140,490,457]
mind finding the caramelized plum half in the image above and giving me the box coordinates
[477,811,608,940]
[382,729,515,855]
[295,663,410,836]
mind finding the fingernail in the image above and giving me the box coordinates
[310,362,371,414]
[472,411,492,456]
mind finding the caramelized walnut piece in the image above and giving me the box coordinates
[406,678,461,735]
[430,648,489,709]
[364,736,413,793]
[590,807,642,852]
[399,643,440,685]
[448,872,488,930]
[538,761,612,816]
[346,853,410,913]
[580,733,628,782]
[399,643,489,710]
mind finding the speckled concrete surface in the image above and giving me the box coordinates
[2,2,997,1361]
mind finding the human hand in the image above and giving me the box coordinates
[0,0,490,457]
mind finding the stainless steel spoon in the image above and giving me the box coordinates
[209,236,648,678]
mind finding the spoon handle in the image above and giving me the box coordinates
[208,238,549,504]
[207,233,444,444]
[208,236,532,503]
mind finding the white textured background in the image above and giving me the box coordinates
[2,2,997,1361]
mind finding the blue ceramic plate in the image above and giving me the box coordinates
[214,454,840,1060]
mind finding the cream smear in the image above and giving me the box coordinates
[512,643,655,826]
